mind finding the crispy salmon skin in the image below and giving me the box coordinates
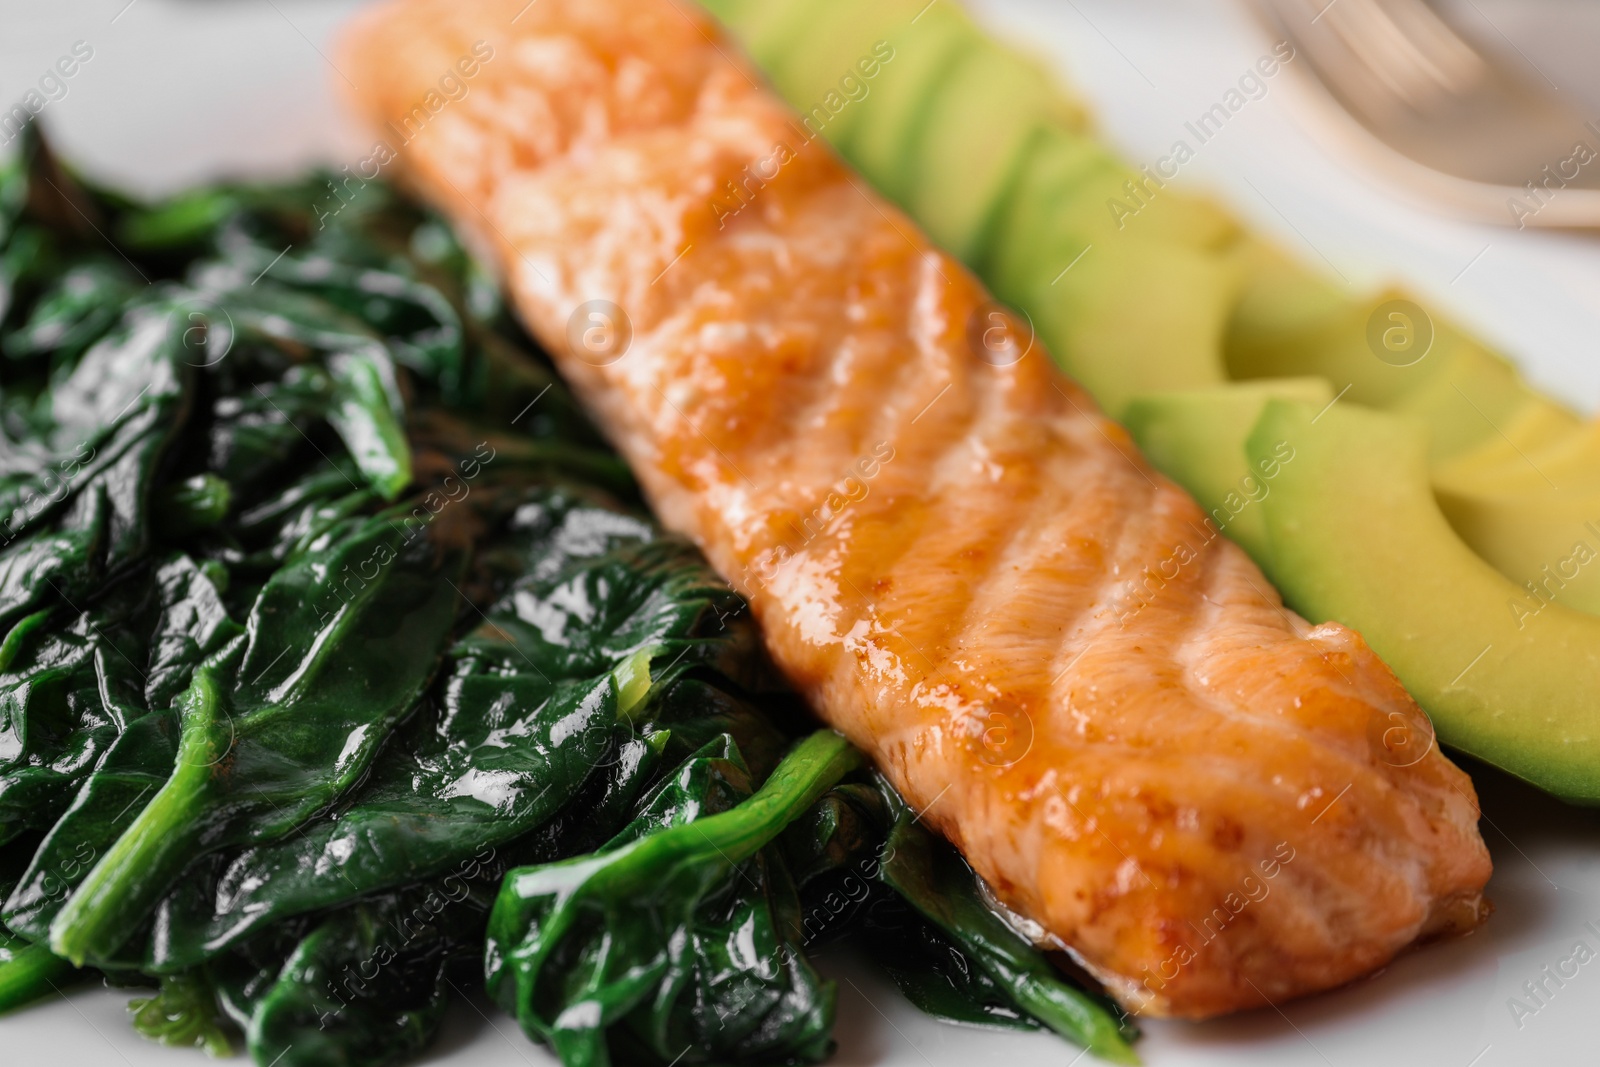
[338,0,1491,1018]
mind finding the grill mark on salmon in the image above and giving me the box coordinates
[339,0,1492,1019]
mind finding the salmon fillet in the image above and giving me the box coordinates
[338,0,1491,1018]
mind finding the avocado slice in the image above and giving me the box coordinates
[700,0,813,68]
[985,139,1238,306]
[1227,282,1443,406]
[983,127,1125,307]
[1434,480,1600,618]
[1124,188,1241,252]
[1124,378,1332,560]
[1499,417,1600,492]
[1435,405,1594,498]
[761,0,912,151]
[1432,398,1583,495]
[1227,267,1562,462]
[1224,241,1347,362]
[1249,398,1600,802]
[979,125,1243,416]
[905,37,1084,261]
[1433,413,1600,616]
[1385,328,1547,462]
[985,137,1235,302]
[844,4,974,203]
[1027,238,1238,418]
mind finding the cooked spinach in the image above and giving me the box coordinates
[50,502,470,967]
[874,799,1140,1064]
[129,970,233,1057]
[143,501,746,971]
[220,880,494,1067]
[0,124,1139,1067]
[486,730,860,1067]
[0,932,73,1013]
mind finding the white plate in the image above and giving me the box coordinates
[2,2,1598,1065]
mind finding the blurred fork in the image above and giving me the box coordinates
[1252,0,1600,229]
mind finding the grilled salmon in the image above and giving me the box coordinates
[338,0,1491,1018]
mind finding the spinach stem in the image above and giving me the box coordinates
[1012,972,1140,1065]
[0,941,77,1014]
[881,814,1141,1064]
[596,730,860,896]
[49,667,225,967]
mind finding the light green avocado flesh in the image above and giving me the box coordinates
[983,126,1124,308]
[760,0,909,151]
[1124,378,1332,561]
[1435,482,1600,618]
[1248,398,1600,803]
[701,0,812,71]
[1026,239,1237,419]
[1434,402,1591,497]
[905,38,1076,262]
[1432,412,1600,618]
[842,5,973,203]
[1224,260,1569,463]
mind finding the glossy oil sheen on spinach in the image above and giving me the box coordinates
[0,126,1139,1067]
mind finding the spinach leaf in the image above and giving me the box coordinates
[875,802,1140,1065]
[221,233,467,403]
[129,970,232,1056]
[0,128,111,380]
[49,506,468,967]
[234,886,484,1067]
[857,890,1043,1031]
[0,298,193,604]
[213,733,674,1067]
[486,730,860,1067]
[3,709,178,941]
[780,781,888,895]
[147,489,742,970]
[0,347,191,635]
[181,281,413,500]
[0,581,148,791]
[2,259,140,366]
[147,652,645,969]
[0,553,239,937]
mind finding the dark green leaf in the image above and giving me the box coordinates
[48,507,468,966]
[876,802,1140,1064]
[2,259,140,365]
[486,731,860,1067]
[3,709,179,941]
[155,474,232,537]
[857,890,1041,1032]
[145,486,752,970]
[2,554,239,937]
